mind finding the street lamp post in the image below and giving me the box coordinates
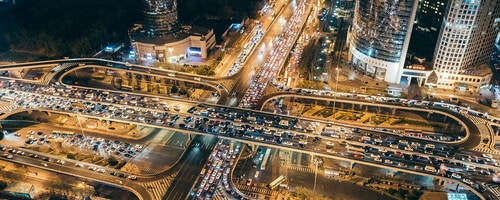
[75,113,85,136]
[313,157,319,194]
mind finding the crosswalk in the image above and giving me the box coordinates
[235,184,277,196]
[0,102,18,115]
[465,115,498,153]
[281,163,314,174]
[200,143,216,151]
[283,164,315,174]
[211,186,230,200]
[466,115,487,125]
[142,172,177,200]
[484,184,500,200]
[471,147,500,155]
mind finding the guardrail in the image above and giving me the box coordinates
[258,93,473,146]
[0,106,488,200]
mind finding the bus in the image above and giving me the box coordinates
[260,149,271,171]
[52,131,74,137]
[268,175,286,190]
[322,127,336,136]
[346,144,366,153]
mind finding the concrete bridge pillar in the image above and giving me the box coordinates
[392,108,396,115]
[27,110,32,115]
[387,169,398,177]
[426,112,432,119]
[247,144,255,152]
[365,105,368,112]
[340,102,344,109]
[443,115,447,122]
[351,103,355,110]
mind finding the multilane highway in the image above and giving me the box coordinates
[0,82,496,199]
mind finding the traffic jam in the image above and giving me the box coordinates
[0,79,499,192]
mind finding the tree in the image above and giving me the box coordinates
[66,154,75,159]
[107,156,118,166]
[0,180,7,190]
[407,189,423,200]
[179,88,187,95]
[171,85,179,94]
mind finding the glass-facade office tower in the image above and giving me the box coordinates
[408,0,448,60]
[143,0,180,36]
[349,0,418,83]
[432,0,499,88]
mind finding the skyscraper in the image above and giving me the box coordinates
[349,0,419,83]
[431,0,498,90]
[143,0,180,36]
[407,0,448,60]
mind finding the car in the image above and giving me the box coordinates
[462,178,473,185]
[451,173,462,179]
[482,154,493,158]
[128,175,137,180]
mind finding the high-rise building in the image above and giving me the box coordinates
[431,0,498,91]
[407,0,448,60]
[131,0,216,62]
[143,0,180,36]
[348,0,419,83]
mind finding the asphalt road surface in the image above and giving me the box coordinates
[162,135,217,200]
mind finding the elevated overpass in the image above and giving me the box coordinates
[56,64,227,98]
[0,107,487,200]
[258,92,481,149]
[1,88,497,173]
[0,152,149,200]
[0,84,472,148]
[0,58,244,103]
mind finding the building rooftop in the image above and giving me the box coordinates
[189,25,212,36]
[131,25,213,45]
[132,30,189,45]
[458,64,492,76]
